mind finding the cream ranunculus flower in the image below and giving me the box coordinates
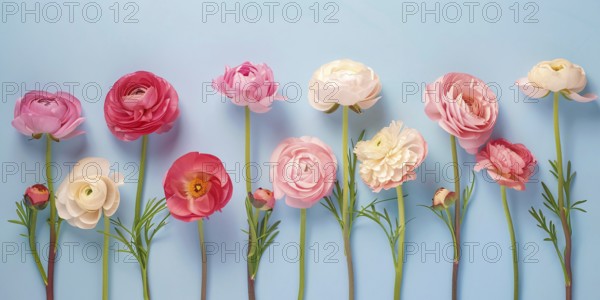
[308,59,382,113]
[516,58,597,102]
[56,157,123,229]
[354,121,427,192]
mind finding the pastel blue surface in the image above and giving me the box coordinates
[1,0,599,299]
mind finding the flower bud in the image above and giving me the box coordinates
[24,184,49,210]
[250,188,275,211]
[432,188,457,210]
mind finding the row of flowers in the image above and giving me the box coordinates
[10,58,594,300]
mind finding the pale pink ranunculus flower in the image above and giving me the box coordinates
[424,73,499,154]
[212,61,284,113]
[12,91,84,140]
[104,71,180,141]
[270,136,337,209]
[354,121,427,192]
[474,139,537,191]
[163,152,233,222]
[516,58,597,102]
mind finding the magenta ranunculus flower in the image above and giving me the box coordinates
[12,91,84,140]
[474,139,537,191]
[424,73,499,154]
[270,136,337,208]
[212,61,284,113]
[104,71,180,141]
[163,152,233,222]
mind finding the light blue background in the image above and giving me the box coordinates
[1,0,599,299]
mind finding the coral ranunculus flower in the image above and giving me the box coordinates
[424,72,499,154]
[163,152,233,222]
[104,71,180,141]
[12,91,84,140]
[474,139,537,191]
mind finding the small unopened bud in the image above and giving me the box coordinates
[24,184,50,210]
[250,188,275,211]
[432,187,457,210]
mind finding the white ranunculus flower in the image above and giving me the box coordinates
[56,157,123,229]
[354,121,427,192]
[516,58,597,102]
[308,59,381,113]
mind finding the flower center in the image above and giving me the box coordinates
[187,177,209,199]
[551,64,564,71]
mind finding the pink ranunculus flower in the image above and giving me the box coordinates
[11,91,84,140]
[424,73,499,154]
[252,188,276,211]
[24,184,50,209]
[163,152,233,222]
[474,139,537,191]
[212,61,284,113]
[104,71,180,141]
[270,136,337,209]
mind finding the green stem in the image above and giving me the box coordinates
[341,106,354,300]
[553,92,572,300]
[134,135,148,225]
[103,215,110,300]
[394,185,405,300]
[28,209,48,285]
[245,107,256,300]
[501,186,518,300]
[449,135,461,300]
[198,219,207,300]
[141,267,150,300]
[298,209,307,300]
[134,135,149,299]
[45,134,56,300]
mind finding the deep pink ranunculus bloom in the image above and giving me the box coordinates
[270,136,337,209]
[212,61,284,113]
[424,73,499,154]
[474,139,537,191]
[12,91,84,140]
[104,71,179,141]
[163,152,233,222]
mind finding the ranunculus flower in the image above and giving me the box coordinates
[212,61,284,113]
[516,58,597,102]
[308,59,382,113]
[11,91,84,140]
[24,184,50,209]
[270,136,337,209]
[251,188,275,211]
[163,152,233,222]
[56,157,123,229]
[104,71,180,141]
[474,139,537,191]
[354,121,427,192]
[432,187,457,210]
[424,72,499,154]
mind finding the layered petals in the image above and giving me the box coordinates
[474,139,537,191]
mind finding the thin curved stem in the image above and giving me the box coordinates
[45,135,56,300]
[28,209,47,285]
[245,107,256,300]
[341,106,354,300]
[501,186,518,300]
[198,219,207,300]
[134,135,148,225]
[103,215,110,300]
[553,92,572,300]
[394,185,405,300]
[298,209,307,300]
[450,135,461,300]
[141,267,150,300]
